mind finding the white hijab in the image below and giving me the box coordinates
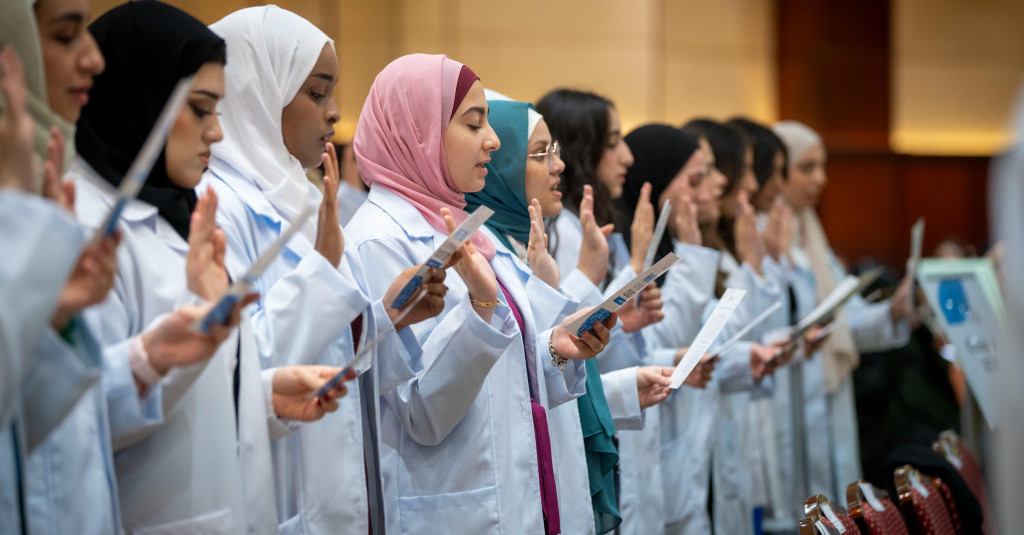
[773,120,859,393]
[208,5,333,241]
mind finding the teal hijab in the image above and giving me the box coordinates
[465,99,531,251]
[466,98,621,534]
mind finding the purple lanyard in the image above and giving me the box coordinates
[497,281,560,534]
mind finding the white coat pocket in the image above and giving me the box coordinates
[397,485,500,534]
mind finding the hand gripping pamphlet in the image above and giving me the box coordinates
[710,300,783,358]
[565,252,680,337]
[779,267,883,353]
[315,206,495,398]
[643,199,672,270]
[669,288,747,389]
[91,75,195,244]
[389,205,494,309]
[192,207,314,334]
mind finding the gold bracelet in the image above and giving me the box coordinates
[470,296,500,308]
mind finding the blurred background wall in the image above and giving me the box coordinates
[87,0,1024,268]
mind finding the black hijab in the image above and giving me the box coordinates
[616,123,700,266]
[77,0,225,240]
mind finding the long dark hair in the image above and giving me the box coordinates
[682,119,752,281]
[536,88,617,227]
[726,117,787,188]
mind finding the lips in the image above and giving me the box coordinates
[69,87,90,106]
[199,152,211,166]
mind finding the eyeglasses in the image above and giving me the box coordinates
[527,140,562,173]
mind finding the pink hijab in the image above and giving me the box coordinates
[353,53,496,259]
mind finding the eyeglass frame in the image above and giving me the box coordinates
[527,140,562,173]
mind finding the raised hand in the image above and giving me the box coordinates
[52,232,121,330]
[442,207,499,322]
[734,190,765,274]
[671,194,700,246]
[551,307,618,360]
[186,188,229,300]
[577,184,613,285]
[384,265,449,329]
[889,272,914,325]
[271,365,355,421]
[618,283,665,332]
[0,45,36,192]
[763,197,792,262]
[40,126,76,214]
[139,294,258,378]
[629,182,654,274]
[314,141,343,268]
[527,199,560,289]
[636,365,673,408]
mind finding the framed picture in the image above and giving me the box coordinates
[917,258,1004,427]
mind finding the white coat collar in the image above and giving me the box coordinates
[73,158,159,225]
[367,186,439,240]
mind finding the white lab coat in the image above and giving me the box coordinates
[346,186,586,535]
[485,227,599,535]
[551,210,656,535]
[765,244,910,528]
[709,252,783,535]
[204,166,380,535]
[0,191,84,425]
[639,240,720,533]
[71,162,282,534]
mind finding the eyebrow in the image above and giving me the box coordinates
[461,106,485,117]
[191,90,222,100]
[310,72,336,83]
[530,139,550,150]
[51,12,85,24]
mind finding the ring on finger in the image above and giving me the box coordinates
[527,241,536,249]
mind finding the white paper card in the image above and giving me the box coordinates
[669,288,746,389]
[390,205,494,308]
[644,199,672,270]
[565,253,680,336]
[712,300,782,358]
[783,268,882,351]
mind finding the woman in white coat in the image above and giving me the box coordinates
[70,3,352,533]
[205,7,446,534]
[346,53,616,535]
[770,119,913,518]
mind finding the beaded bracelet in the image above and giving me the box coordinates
[548,334,567,371]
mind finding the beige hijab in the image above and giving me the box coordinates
[0,0,77,189]
[774,120,859,393]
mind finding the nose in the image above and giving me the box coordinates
[483,123,500,152]
[81,30,105,76]
[325,97,340,125]
[551,153,566,175]
[206,114,224,144]
[620,139,634,167]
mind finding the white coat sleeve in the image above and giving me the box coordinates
[19,325,101,452]
[601,367,642,430]
[644,241,720,350]
[845,295,911,353]
[358,238,516,446]
[559,268,603,308]
[246,252,370,368]
[522,273,588,407]
[0,192,83,426]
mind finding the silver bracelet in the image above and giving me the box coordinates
[548,334,567,371]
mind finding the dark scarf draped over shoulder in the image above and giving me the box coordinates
[76,0,225,240]
[616,124,700,267]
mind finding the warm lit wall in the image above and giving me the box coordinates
[88,0,777,140]
[892,0,1024,155]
